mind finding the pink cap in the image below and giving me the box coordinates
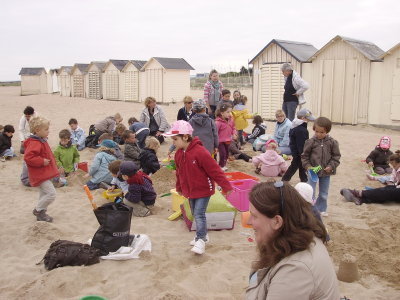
[266,139,277,146]
[379,136,391,150]
[163,120,194,136]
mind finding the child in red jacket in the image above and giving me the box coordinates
[164,120,232,255]
[24,117,59,222]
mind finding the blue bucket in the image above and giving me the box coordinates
[308,169,319,182]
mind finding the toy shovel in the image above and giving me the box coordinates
[369,166,378,176]
[308,165,322,183]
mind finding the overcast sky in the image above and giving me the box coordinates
[1,0,399,81]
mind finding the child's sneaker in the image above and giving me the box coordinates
[0,156,6,162]
[320,211,329,217]
[190,234,209,246]
[221,166,228,172]
[191,239,206,255]
[33,209,53,222]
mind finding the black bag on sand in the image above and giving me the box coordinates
[91,202,133,255]
[40,240,101,270]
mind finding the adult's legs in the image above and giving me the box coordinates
[282,154,302,181]
[362,186,400,203]
[278,146,292,155]
[189,197,211,241]
[286,102,298,121]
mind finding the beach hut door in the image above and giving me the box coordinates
[260,64,284,120]
[390,64,400,120]
[89,72,101,99]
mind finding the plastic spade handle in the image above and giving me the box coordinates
[84,185,97,210]
[310,165,322,173]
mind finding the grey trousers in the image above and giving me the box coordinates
[36,180,56,211]
[123,198,150,217]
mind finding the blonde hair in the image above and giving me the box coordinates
[275,110,286,118]
[183,96,193,104]
[115,123,126,134]
[267,142,278,150]
[144,97,156,107]
[29,116,50,134]
[114,113,123,122]
[145,136,160,152]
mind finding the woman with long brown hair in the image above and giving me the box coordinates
[246,181,339,299]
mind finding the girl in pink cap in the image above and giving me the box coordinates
[164,120,232,255]
[366,136,393,175]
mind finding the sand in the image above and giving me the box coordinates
[0,86,399,299]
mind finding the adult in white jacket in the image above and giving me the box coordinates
[281,63,309,121]
[139,97,170,144]
[18,106,37,154]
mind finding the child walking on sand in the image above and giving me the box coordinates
[24,117,59,222]
[215,103,236,171]
[301,117,341,217]
[252,140,287,177]
[164,120,232,254]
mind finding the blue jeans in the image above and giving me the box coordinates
[282,101,298,121]
[189,196,211,241]
[307,176,331,213]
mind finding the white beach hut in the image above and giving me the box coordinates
[19,68,48,95]
[50,69,60,93]
[102,60,129,100]
[141,57,194,103]
[70,63,89,98]
[86,61,107,99]
[58,66,72,97]
[368,43,400,128]
[249,39,318,120]
[307,35,385,125]
[121,60,147,102]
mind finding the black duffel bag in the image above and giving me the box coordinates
[91,202,133,255]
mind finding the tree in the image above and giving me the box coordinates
[240,66,248,75]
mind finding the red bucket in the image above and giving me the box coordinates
[77,162,88,172]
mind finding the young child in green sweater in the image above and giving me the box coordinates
[53,129,80,176]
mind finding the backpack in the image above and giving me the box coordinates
[85,124,98,148]
[39,240,100,270]
[88,124,96,136]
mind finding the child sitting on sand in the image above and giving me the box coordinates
[108,160,129,195]
[24,117,59,222]
[0,125,15,162]
[53,129,80,176]
[128,117,150,149]
[228,134,252,162]
[139,136,160,175]
[122,130,141,166]
[68,118,86,151]
[98,133,124,160]
[164,120,232,255]
[245,115,266,145]
[91,113,123,146]
[113,123,127,145]
[252,140,287,176]
[120,161,156,217]
[86,139,117,190]
[366,136,393,175]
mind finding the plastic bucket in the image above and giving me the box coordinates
[227,179,259,211]
[225,172,259,182]
[78,162,89,172]
[308,169,319,183]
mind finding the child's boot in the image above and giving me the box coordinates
[33,209,53,222]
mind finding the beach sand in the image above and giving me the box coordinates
[0,86,399,299]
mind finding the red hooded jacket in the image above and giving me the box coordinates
[175,137,232,199]
[24,136,59,187]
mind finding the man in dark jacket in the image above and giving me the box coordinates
[282,109,316,182]
[0,125,15,161]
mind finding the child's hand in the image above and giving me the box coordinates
[58,167,65,175]
[368,161,374,167]
[108,186,115,191]
[324,166,332,173]
[43,159,50,166]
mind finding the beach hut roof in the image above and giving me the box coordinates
[142,57,194,70]
[309,35,385,62]
[71,63,90,74]
[379,42,400,59]
[87,61,107,71]
[131,60,147,70]
[106,60,130,71]
[59,66,73,74]
[19,68,46,75]
[249,39,318,64]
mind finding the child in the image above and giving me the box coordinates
[0,125,3,133]
[163,120,232,254]
[92,113,123,145]
[68,118,86,151]
[252,140,287,177]
[53,129,80,176]
[19,106,37,154]
[215,103,236,171]
[189,99,218,155]
[228,134,252,162]
[98,133,124,160]
[86,139,117,190]
[341,150,400,205]
[128,117,150,149]
[113,123,127,145]
[122,130,141,166]
[301,117,341,217]
[108,160,129,195]
[366,136,393,175]
[0,125,15,161]
[232,90,241,106]
[282,108,315,183]
[232,95,253,145]
[24,117,59,222]
[217,89,233,108]
[246,115,266,145]
[139,136,160,175]
[119,161,156,217]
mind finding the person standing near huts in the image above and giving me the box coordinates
[281,63,309,121]
[203,70,224,117]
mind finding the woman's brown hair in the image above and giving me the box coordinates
[249,181,327,270]
[215,103,232,118]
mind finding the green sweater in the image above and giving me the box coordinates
[53,144,80,173]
